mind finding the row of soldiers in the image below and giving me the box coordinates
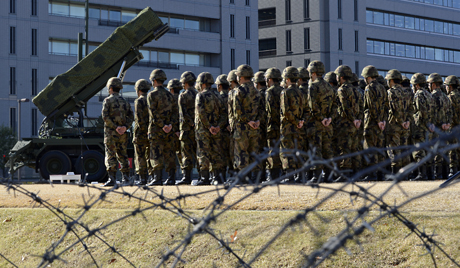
[100,60,460,187]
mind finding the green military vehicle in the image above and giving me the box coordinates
[7,7,168,182]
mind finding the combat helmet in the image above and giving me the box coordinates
[264,68,282,80]
[361,65,379,78]
[385,69,402,81]
[227,70,238,83]
[427,73,443,84]
[410,73,426,85]
[282,66,299,79]
[167,78,182,90]
[106,77,123,89]
[253,71,265,83]
[197,72,214,85]
[307,60,325,76]
[215,74,229,85]
[334,65,353,80]
[134,79,151,92]
[149,69,167,82]
[180,71,196,84]
[324,72,337,84]
[236,64,254,78]
[297,67,310,80]
[444,75,459,86]
[376,75,386,86]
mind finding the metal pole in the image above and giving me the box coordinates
[17,100,21,182]
[85,0,89,56]
[78,32,83,62]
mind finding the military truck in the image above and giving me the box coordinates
[7,7,168,182]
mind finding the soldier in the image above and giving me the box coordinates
[280,67,305,182]
[306,61,334,182]
[216,74,231,183]
[385,69,410,175]
[253,71,268,181]
[361,65,387,181]
[350,73,364,174]
[445,75,460,176]
[264,68,283,182]
[176,71,197,185]
[101,77,134,187]
[147,69,177,186]
[167,78,182,181]
[227,70,239,175]
[410,73,434,180]
[334,65,361,181]
[400,76,415,172]
[297,67,310,180]
[429,73,452,179]
[133,79,151,185]
[194,72,225,185]
[324,72,340,161]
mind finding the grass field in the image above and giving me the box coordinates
[0,181,459,267]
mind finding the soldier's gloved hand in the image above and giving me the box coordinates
[378,122,385,131]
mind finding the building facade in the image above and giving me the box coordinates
[259,0,460,79]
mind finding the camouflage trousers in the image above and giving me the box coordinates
[363,125,385,165]
[172,133,183,169]
[197,133,224,171]
[104,131,130,173]
[386,123,404,168]
[134,138,150,175]
[323,125,334,160]
[149,134,176,172]
[433,130,450,166]
[306,122,324,170]
[234,131,260,171]
[336,124,357,170]
[280,133,302,170]
[266,131,282,170]
[411,126,428,162]
[180,130,197,171]
[221,130,232,171]
[401,128,411,167]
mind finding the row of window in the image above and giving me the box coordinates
[366,9,460,37]
[10,0,37,16]
[8,107,38,137]
[367,39,460,63]
[406,0,460,8]
[229,15,251,39]
[9,67,38,96]
[10,27,38,56]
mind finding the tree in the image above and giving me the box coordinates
[0,125,17,178]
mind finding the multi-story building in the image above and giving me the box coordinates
[259,0,460,79]
[2,0,258,177]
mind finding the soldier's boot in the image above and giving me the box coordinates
[390,166,400,180]
[363,171,377,181]
[164,169,176,185]
[121,172,132,186]
[323,168,332,183]
[281,169,295,184]
[146,170,163,186]
[412,165,427,181]
[102,171,117,187]
[136,173,148,185]
[264,168,279,183]
[308,170,316,182]
[221,169,227,183]
[377,171,384,181]
[310,169,323,183]
[426,165,434,180]
[211,170,224,185]
[195,170,211,186]
[334,169,348,182]
[176,169,192,185]
[442,164,449,180]
[434,165,443,180]
[449,166,458,178]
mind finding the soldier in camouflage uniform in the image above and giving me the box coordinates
[227,70,239,175]
[410,73,434,180]
[385,69,410,174]
[176,71,198,185]
[147,69,177,186]
[133,79,151,185]
[216,74,231,182]
[445,75,460,176]
[253,71,268,181]
[361,65,388,181]
[350,73,364,173]
[280,67,305,182]
[428,73,452,179]
[334,65,361,181]
[306,61,334,182]
[167,78,182,182]
[324,72,340,161]
[194,72,226,185]
[264,68,283,182]
[102,77,134,187]
[297,67,310,169]
[400,76,414,171]
[233,64,262,182]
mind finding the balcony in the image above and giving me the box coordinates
[259,49,276,58]
[259,19,276,28]
[98,19,124,27]
[136,61,180,70]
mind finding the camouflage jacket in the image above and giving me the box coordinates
[401,87,415,123]
[172,93,180,133]
[363,80,387,128]
[228,88,236,132]
[330,85,340,124]
[212,89,228,130]
[355,86,364,122]
[387,85,407,125]
[220,89,230,132]
[431,89,452,128]
[298,83,311,123]
[258,87,268,135]
[102,92,134,132]
[147,86,176,139]
[195,87,225,137]
[232,81,262,138]
[179,89,197,133]
[448,89,460,127]
[308,77,334,123]
[265,84,283,140]
[280,84,305,135]
[337,82,360,127]
[133,93,149,143]
[412,88,432,130]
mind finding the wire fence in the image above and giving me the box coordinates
[1,128,460,267]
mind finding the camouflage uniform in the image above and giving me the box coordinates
[253,71,268,180]
[324,72,340,160]
[445,76,460,173]
[102,77,134,185]
[167,78,183,173]
[350,73,364,170]
[133,79,151,184]
[280,67,305,171]
[227,70,239,171]
[400,76,414,167]
[216,74,232,174]
[411,73,432,163]
[297,67,310,157]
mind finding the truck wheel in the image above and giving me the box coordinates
[39,150,72,180]
[75,151,107,182]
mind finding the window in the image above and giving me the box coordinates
[10,27,16,54]
[339,59,343,66]
[286,30,292,52]
[366,10,373,23]
[304,0,310,19]
[285,0,291,21]
[31,0,37,16]
[259,38,277,57]
[338,28,342,50]
[245,0,250,6]
[10,108,16,134]
[286,60,292,67]
[32,109,38,136]
[367,40,373,53]
[304,28,310,50]
[305,59,311,68]
[10,67,16,95]
[32,69,38,95]
[10,0,15,14]
[354,31,359,52]
[259,8,276,27]
[230,0,234,3]
[355,61,359,74]
[246,50,251,65]
[32,29,37,56]
[246,16,250,39]
[338,0,342,19]
[354,0,358,21]
[231,49,235,70]
[122,11,136,23]
[230,14,235,38]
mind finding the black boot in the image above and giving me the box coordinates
[195,170,211,186]
[412,165,426,181]
[363,172,377,181]
[121,172,132,185]
[102,171,117,187]
[442,164,449,180]
[323,168,332,183]
[426,165,434,180]
[449,166,458,178]
[377,171,384,181]
[146,170,163,186]
[310,169,322,183]
[281,169,295,184]
[164,169,176,185]
[211,169,224,185]
[176,169,192,185]
[434,165,442,180]
[136,173,148,185]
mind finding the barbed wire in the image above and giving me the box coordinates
[1,128,460,267]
